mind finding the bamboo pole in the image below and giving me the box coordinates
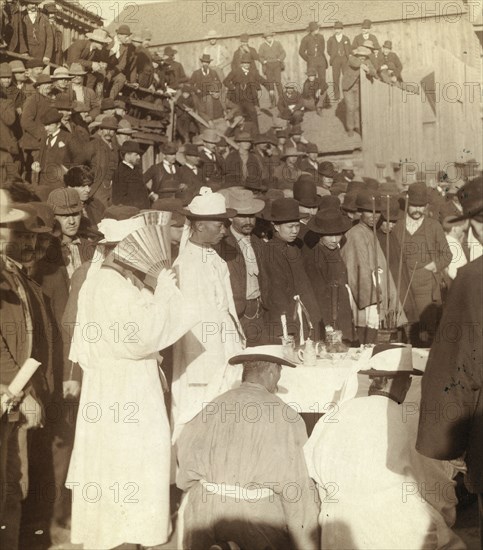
[395,194,409,324]
[385,195,391,327]
[372,196,381,324]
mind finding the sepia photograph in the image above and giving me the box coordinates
[0,0,482,549]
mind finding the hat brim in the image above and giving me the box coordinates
[307,217,352,234]
[85,33,111,44]
[1,207,29,224]
[229,353,297,368]
[182,208,237,219]
[447,205,483,223]
[69,70,87,76]
[281,152,306,160]
[358,368,424,376]
[266,214,302,223]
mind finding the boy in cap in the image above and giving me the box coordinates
[327,21,351,101]
[177,345,319,550]
[112,140,150,209]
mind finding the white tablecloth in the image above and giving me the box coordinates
[277,347,429,413]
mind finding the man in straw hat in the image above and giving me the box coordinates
[341,190,407,344]
[172,187,245,437]
[66,210,196,550]
[303,207,354,342]
[393,181,449,346]
[305,343,462,549]
[0,190,53,550]
[417,177,483,542]
[215,187,266,345]
[177,345,320,550]
[203,30,230,82]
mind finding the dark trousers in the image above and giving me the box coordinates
[0,420,22,550]
[343,82,360,132]
[331,56,348,100]
[307,58,327,93]
[263,62,283,100]
[239,101,259,134]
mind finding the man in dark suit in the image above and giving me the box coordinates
[352,19,380,51]
[417,177,483,535]
[90,116,119,207]
[178,143,203,203]
[20,0,53,63]
[299,22,328,95]
[231,33,259,72]
[190,54,221,98]
[106,24,136,99]
[150,141,181,199]
[224,54,270,133]
[377,40,403,82]
[215,187,266,345]
[1,192,53,550]
[44,3,63,66]
[162,46,188,90]
[112,140,150,209]
[327,21,351,101]
[33,107,70,189]
[131,31,155,88]
[198,129,225,186]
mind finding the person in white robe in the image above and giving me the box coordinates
[304,344,464,550]
[66,217,197,550]
[172,187,245,438]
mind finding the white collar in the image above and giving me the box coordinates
[122,160,135,169]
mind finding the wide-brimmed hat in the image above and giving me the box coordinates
[116,119,135,135]
[68,62,87,76]
[11,204,51,234]
[199,54,212,63]
[266,198,301,222]
[0,190,28,223]
[307,208,352,235]
[356,189,382,212]
[380,195,400,222]
[341,192,358,212]
[201,129,220,144]
[280,147,305,160]
[219,187,264,216]
[9,60,26,73]
[319,195,341,210]
[73,102,89,113]
[407,182,428,207]
[47,188,82,215]
[318,161,337,178]
[86,28,111,44]
[234,131,253,143]
[33,74,52,87]
[97,216,145,245]
[294,175,319,208]
[353,46,372,57]
[305,143,321,155]
[253,134,275,146]
[0,62,12,78]
[229,345,297,368]
[101,98,115,111]
[120,140,142,155]
[359,344,423,376]
[52,67,73,80]
[451,177,483,222]
[41,107,62,125]
[182,187,237,219]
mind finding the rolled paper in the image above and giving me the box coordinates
[8,358,41,397]
[281,314,288,341]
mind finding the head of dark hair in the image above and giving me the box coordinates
[64,165,94,187]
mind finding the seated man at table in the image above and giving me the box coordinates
[304,344,463,550]
[176,345,320,550]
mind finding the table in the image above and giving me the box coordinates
[277,347,429,413]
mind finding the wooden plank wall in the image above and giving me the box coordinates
[361,75,424,178]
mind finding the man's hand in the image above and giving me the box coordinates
[42,57,50,65]
[0,385,24,407]
[19,394,42,429]
[423,261,437,273]
[31,161,41,173]
[157,268,177,287]
[63,380,81,400]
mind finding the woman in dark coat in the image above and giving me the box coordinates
[303,208,355,343]
[260,198,321,343]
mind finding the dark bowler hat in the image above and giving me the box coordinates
[378,180,399,196]
[33,74,52,87]
[162,141,178,155]
[307,207,352,235]
[305,143,320,155]
[361,19,372,29]
[308,21,319,31]
[452,176,483,222]
[330,181,348,196]
[11,204,51,234]
[120,140,142,155]
[407,182,428,206]
[117,24,132,35]
[240,53,251,64]
[103,205,140,220]
[380,195,400,222]
[346,179,365,195]
[294,175,319,208]
[164,46,177,56]
[356,189,382,212]
[47,188,82,215]
[319,195,341,210]
[41,107,62,125]
[362,177,380,192]
[101,98,116,111]
[0,63,12,78]
[334,21,344,29]
[229,345,297,368]
[266,198,301,222]
[318,161,337,178]
[99,116,119,130]
[200,54,212,63]
[184,144,200,157]
[54,97,73,111]
[253,133,276,146]
[383,40,393,50]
